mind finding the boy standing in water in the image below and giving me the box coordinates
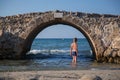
[70,38,78,64]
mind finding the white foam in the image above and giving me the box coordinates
[27,49,70,54]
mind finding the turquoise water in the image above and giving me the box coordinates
[0,38,120,71]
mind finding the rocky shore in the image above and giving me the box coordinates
[0,70,120,80]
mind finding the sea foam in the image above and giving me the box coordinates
[27,49,70,54]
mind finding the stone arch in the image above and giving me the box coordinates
[21,13,97,59]
[0,11,120,63]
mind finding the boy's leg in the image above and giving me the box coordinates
[72,56,74,62]
[74,56,77,64]
[73,56,76,63]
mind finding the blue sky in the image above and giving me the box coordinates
[0,0,120,38]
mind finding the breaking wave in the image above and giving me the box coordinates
[26,49,93,59]
[27,49,70,54]
[27,49,92,55]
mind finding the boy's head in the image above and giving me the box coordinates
[73,37,77,42]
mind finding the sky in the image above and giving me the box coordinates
[0,0,120,38]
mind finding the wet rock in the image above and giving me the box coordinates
[0,77,15,80]
[80,74,102,80]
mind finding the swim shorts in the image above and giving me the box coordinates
[72,51,77,56]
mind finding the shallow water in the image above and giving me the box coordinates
[0,58,120,71]
[0,38,120,71]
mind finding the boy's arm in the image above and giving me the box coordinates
[76,44,78,56]
[70,44,72,56]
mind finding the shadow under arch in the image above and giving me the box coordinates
[23,18,97,60]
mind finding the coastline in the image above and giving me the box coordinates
[0,70,120,80]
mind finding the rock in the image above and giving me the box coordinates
[108,57,113,63]
[117,51,120,57]
[111,50,117,58]
[80,74,102,80]
[0,30,2,36]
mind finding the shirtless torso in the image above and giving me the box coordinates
[70,38,78,64]
[71,42,78,52]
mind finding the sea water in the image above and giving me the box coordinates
[0,38,120,71]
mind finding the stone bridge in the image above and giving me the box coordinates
[0,11,120,63]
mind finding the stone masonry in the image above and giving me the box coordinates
[0,10,120,63]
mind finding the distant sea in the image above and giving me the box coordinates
[0,38,120,71]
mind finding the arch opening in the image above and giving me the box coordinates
[23,19,97,60]
[26,24,95,60]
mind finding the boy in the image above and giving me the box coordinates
[70,38,78,64]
